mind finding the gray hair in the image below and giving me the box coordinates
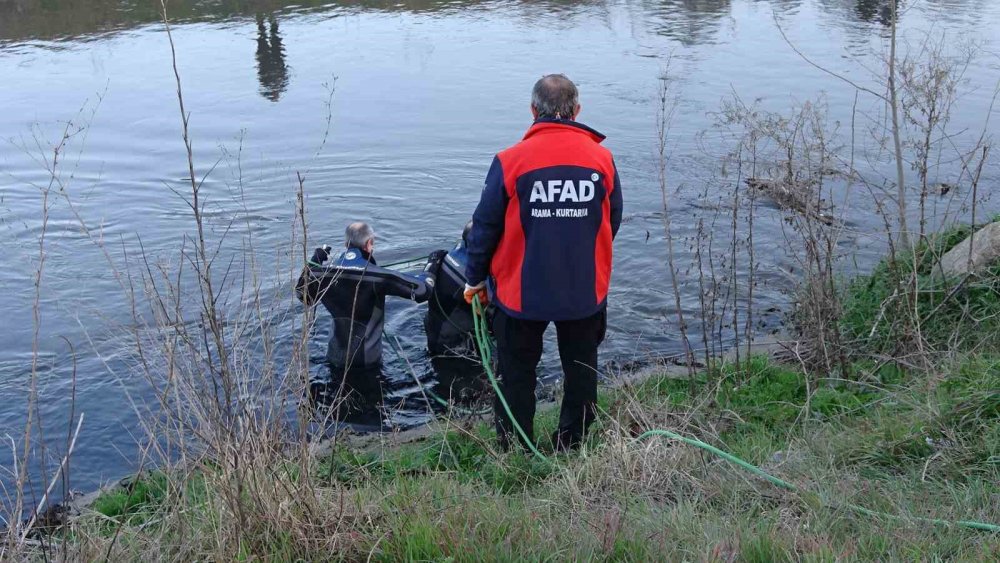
[531,74,579,120]
[345,221,375,249]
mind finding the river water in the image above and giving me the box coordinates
[1,0,998,507]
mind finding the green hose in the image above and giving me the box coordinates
[472,298,551,463]
[469,300,1000,533]
[634,430,1000,533]
[635,429,794,491]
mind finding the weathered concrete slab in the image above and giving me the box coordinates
[938,222,1000,278]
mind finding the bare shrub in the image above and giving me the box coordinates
[25,3,363,558]
[1,106,94,559]
[766,9,996,373]
[716,97,851,377]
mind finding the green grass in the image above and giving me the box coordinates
[90,472,169,521]
[74,353,999,560]
[325,354,996,559]
[841,221,1000,354]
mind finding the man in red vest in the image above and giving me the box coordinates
[464,74,623,451]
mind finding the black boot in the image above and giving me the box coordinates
[551,429,583,452]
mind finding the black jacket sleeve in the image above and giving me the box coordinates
[295,266,330,306]
[610,159,623,240]
[296,246,338,304]
[376,266,435,303]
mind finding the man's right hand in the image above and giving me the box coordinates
[309,245,331,267]
[464,281,488,305]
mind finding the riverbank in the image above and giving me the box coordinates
[10,225,1000,560]
[47,350,997,561]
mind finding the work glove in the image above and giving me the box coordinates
[309,245,332,267]
[463,281,488,305]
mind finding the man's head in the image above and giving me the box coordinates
[345,221,375,254]
[530,74,581,121]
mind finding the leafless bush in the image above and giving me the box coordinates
[656,67,699,388]
[747,8,999,374]
[716,97,851,376]
[4,3,363,558]
[65,3,364,559]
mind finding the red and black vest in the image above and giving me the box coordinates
[466,119,623,321]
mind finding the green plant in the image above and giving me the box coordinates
[841,222,1000,355]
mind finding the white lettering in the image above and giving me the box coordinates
[529,181,546,203]
[531,208,552,218]
[555,208,589,218]
[547,180,562,202]
[559,180,578,202]
[528,179,597,204]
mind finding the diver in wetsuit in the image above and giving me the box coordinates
[424,221,475,358]
[296,221,445,375]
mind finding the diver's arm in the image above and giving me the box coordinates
[610,159,623,240]
[465,156,507,286]
[295,268,314,304]
[377,251,444,303]
[379,270,432,303]
[295,246,333,305]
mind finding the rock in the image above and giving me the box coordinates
[937,221,1000,278]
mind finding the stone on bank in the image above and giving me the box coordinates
[937,221,1000,278]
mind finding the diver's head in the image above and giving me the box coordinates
[345,221,375,255]
[461,220,473,246]
[530,74,580,121]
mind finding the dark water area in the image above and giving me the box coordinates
[1,0,999,508]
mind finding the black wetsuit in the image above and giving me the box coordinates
[425,241,474,357]
[296,247,438,372]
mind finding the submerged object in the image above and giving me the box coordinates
[745,177,839,226]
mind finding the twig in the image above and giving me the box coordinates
[772,10,887,103]
[20,414,84,542]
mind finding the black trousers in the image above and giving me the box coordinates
[491,306,607,445]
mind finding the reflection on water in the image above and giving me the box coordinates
[255,13,289,101]
[640,0,734,46]
[2,0,990,47]
[852,0,900,25]
[818,0,993,26]
[0,0,329,44]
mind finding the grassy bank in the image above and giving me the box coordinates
[60,353,998,561]
[841,221,1000,355]
[34,229,1000,560]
